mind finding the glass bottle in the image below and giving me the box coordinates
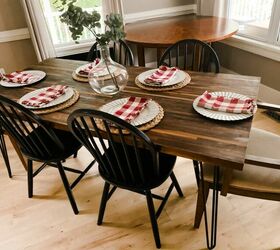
[88,44,128,95]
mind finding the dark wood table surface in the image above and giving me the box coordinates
[125,14,239,66]
[0,58,260,170]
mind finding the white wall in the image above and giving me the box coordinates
[123,0,195,14]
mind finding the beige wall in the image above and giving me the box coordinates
[0,40,38,73]
[0,0,27,31]
[123,0,195,14]
[0,1,37,73]
[213,42,280,92]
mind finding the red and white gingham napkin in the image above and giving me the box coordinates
[114,97,150,122]
[21,85,68,108]
[197,91,255,114]
[78,58,100,76]
[144,65,178,85]
[1,71,33,84]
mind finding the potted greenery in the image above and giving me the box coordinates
[55,0,128,95]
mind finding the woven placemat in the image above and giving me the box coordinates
[72,69,122,83]
[96,102,164,134]
[135,72,191,91]
[72,72,89,82]
[33,90,80,115]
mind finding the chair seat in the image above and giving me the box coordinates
[99,146,176,190]
[22,127,82,161]
[203,127,280,196]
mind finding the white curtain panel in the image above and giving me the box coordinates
[102,0,124,18]
[197,0,229,17]
[21,0,56,62]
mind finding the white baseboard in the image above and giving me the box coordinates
[124,4,197,23]
[221,67,280,104]
[0,28,30,43]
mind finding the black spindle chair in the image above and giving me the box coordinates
[0,125,12,178]
[159,39,220,73]
[159,39,220,187]
[0,95,96,214]
[194,102,280,249]
[87,39,134,66]
[68,109,184,248]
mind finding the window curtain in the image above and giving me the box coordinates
[102,0,124,19]
[197,0,229,17]
[21,0,56,62]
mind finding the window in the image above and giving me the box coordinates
[40,0,103,56]
[228,0,280,46]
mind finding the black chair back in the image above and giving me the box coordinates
[87,40,134,66]
[68,109,160,189]
[0,95,64,161]
[159,39,220,73]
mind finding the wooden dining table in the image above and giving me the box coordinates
[1,58,260,171]
[0,58,260,249]
[125,14,239,66]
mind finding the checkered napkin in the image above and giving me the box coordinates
[197,91,255,114]
[114,97,150,122]
[21,85,68,108]
[0,71,33,84]
[144,65,178,85]
[78,58,100,76]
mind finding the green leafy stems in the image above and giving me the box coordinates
[53,0,125,46]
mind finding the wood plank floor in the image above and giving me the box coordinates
[1,110,280,250]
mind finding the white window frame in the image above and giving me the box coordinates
[228,0,280,45]
[223,0,280,62]
[270,1,280,46]
[41,0,103,57]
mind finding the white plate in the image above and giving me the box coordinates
[137,69,189,87]
[18,86,74,110]
[75,63,117,78]
[0,70,46,87]
[193,91,257,121]
[100,97,160,126]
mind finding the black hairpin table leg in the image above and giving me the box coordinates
[199,162,219,249]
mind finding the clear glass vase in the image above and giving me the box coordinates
[88,44,128,95]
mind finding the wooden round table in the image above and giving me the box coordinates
[125,14,239,66]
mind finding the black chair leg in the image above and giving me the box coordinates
[145,190,161,249]
[193,160,200,187]
[97,181,110,225]
[27,159,33,198]
[170,172,183,197]
[194,182,210,229]
[57,161,79,215]
[73,151,78,158]
[0,132,12,178]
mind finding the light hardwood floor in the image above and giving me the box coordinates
[1,110,280,250]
